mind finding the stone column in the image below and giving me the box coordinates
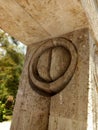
[48,28,97,130]
[10,42,51,130]
[10,28,97,130]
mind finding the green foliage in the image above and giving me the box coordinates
[0,30,25,122]
[0,100,13,122]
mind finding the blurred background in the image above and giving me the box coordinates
[0,29,26,123]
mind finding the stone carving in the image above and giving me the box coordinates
[28,37,77,95]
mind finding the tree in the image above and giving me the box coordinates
[0,30,25,121]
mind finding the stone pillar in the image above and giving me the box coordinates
[10,42,51,130]
[48,28,97,130]
[10,28,97,130]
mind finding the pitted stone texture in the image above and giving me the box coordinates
[10,28,96,130]
[50,46,71,81]
[37,46,71,82]
[28,38,77,95]
[48,28,90,130]
[37,48,52,82]
[10,42,51,130]
[0,0,88,45]
[81,0,98,43]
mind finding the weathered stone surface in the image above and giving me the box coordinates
[0,0,97,129]
[10,42,51,130]
[50,46,71,81]
[81,0,98,43]
[28,37,77,95]
[0,0,88,45]
[16,0,87,38]
[48,28,97,130]
[37,46,71,82]
[37,48,52,82]
[0,0,98,45]
[87,33,98,130]
[10,28,98,130]
[0,0,50,45]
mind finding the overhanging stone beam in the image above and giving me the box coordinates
[0,0,50,45]
[0,0,88,45]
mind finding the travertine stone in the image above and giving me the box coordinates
[14,0,98,44]
[0,0,98,45]
[81,0,98,43]
[10,28,97,130]
[50,46,71,81]
[87,32,98,130]
[0,0,50,45]
[48,28,97,130]
[16,0,87,38]
[0,0,88,45]
[28,38,77,95]
[10,42,51,130]
[37,46,71,81]
[37,48,52,82]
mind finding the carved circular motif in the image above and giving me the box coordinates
[29,38,77,95]
[37,46,71,82]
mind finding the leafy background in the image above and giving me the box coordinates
[0,30,26,122]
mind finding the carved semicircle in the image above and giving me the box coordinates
[28,37,77,95]
[37,46,71,82]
